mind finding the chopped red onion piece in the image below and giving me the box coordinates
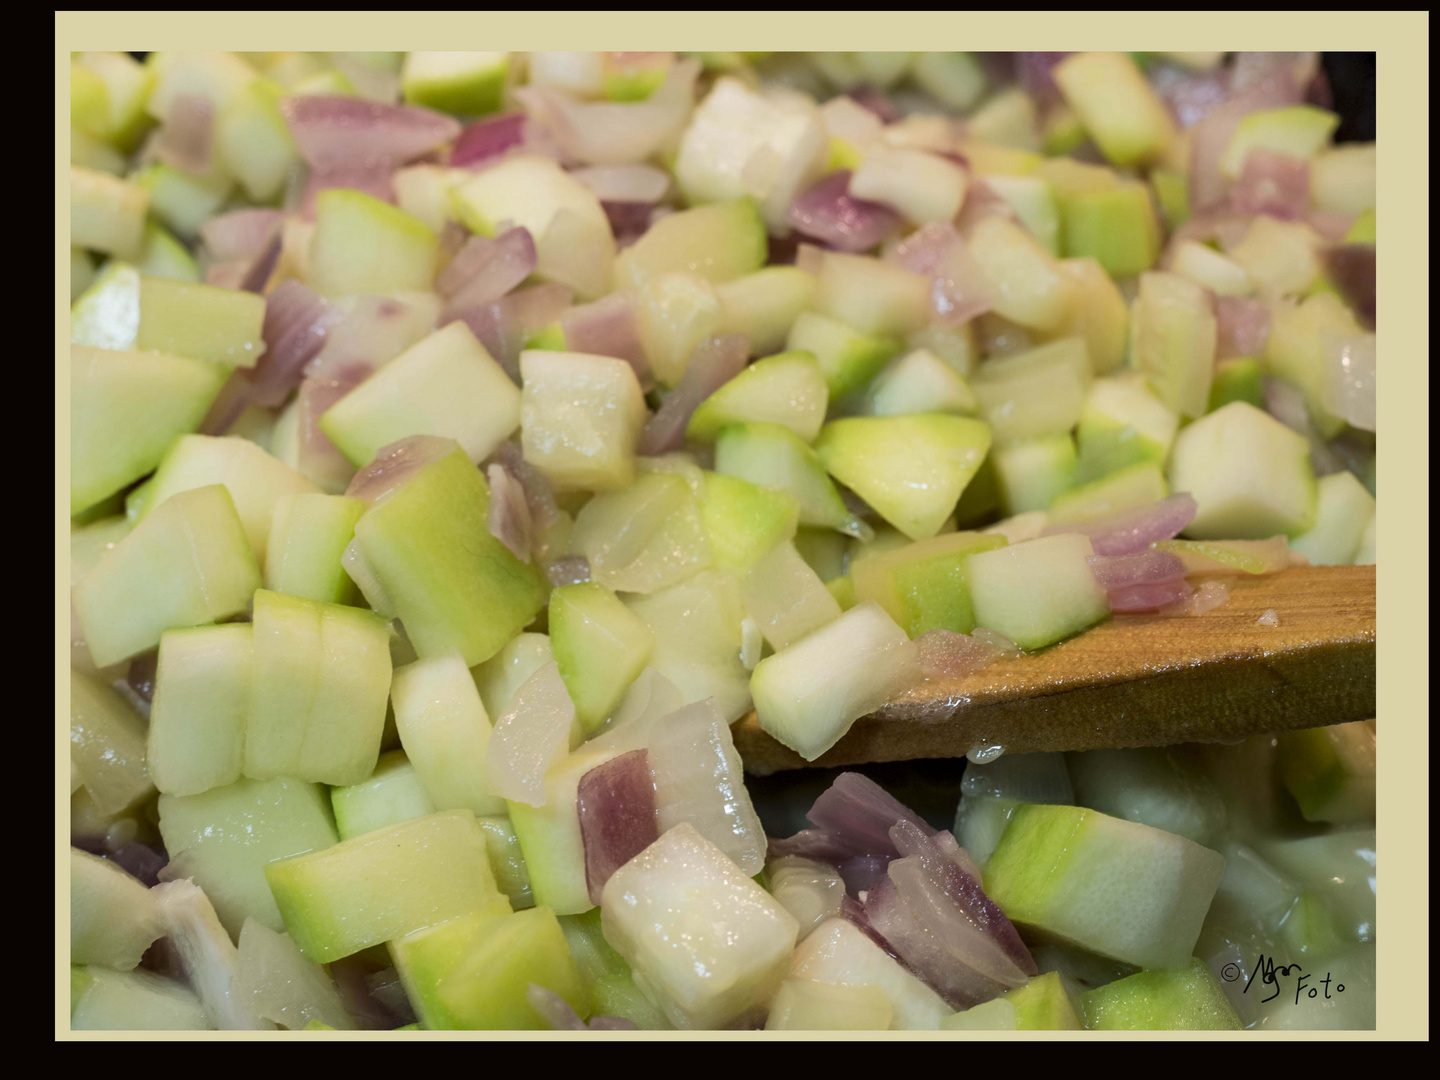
[438,228,538,316]
[1228,148,1310,219]
[451,112,529,169]
[1188,65,1303,212]
[1014,53,1070,107]
[863,859,1028,1009]
[344,434,455,505]
[837,854,892,897]
[198,370,254,437]
[488,440,566,537]
[807,771,935,857]
[1043,494,1198,556]
[560,292,651,386]
[545,556,592,588]
[514,60,699,167]
[485,463,535,563]
[281,95,461,173]
[603,201,659,248]
[201,209,286,296]
[846,84,901,124]
[891,822,1032,969]
[156,93,215,175]
[889,221,995,326]
[1108,578,1197,613]
[449,282,575,380]
[788,171,903,255]
[638,333,748,455]
[1087,549,1189,590]
[1326,244,1376,331]
[913,629,1002,680]
[201,209,285,262]
[578,748,659,905]
[1152,65,1233,129]
[242,280,346,410]
[1215,296,1272,359]
[839,894,905,962]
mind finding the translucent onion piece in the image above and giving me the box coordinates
[1321,330,1376,432]
[1173,579,1231,616]
[863,862,1025,1010]
[485,661,575,807]
[1087,549,1189,590]
[235,918,354,1030]
[1042,494,1198,556]
[912,629,1002,680]
[577,748,659,905]
[151,879,274,1030]
[576,675,675,762]
[969,627,1023,658]
[1107,577,1196,613]
[649,699,767,876]
[768,856,847,940]
[570,164,672,205]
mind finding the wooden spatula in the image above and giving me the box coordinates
[733,564,1376,775]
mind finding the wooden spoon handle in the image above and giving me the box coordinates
[733,565,1376,775]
